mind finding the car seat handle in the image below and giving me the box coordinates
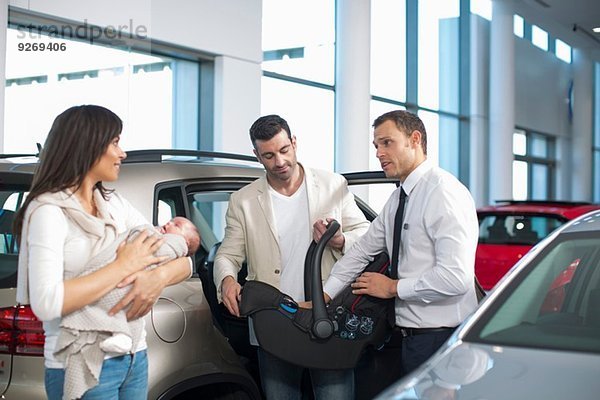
[310,219,340,339]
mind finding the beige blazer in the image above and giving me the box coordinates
[214,165,370,301]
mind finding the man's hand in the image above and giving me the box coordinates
[109,268,167,320]
[351,272,398,299]
[313,218,345,251]
[221,276,242,317]
[298,292,331,309]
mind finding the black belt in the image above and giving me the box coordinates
[393,326,455,337]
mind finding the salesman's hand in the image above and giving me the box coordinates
[222,276,242,317]
[351,272,398,299]
[313,218,345,251]
[298,293,331,309]
[109,269,166,320]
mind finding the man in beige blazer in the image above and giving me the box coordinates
[214,114,369,400]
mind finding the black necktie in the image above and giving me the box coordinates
[390,188,407,279]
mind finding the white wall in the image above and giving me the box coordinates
[514,38,571,137]
[470,15,490,206]
[4,0,263,154]
[471,14,581,202]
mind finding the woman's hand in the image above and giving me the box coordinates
[108,257,191,320]
[115,231,167,275]
[109,268,166,320]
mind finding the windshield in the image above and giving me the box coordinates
[469,232,600,353]
[478,214,564,245]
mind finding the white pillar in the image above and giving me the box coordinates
[0,0,8,153]
[213,56,262,156]
[489,0,515,202]
[470,14,489,207]
[334,0,371,176]
[571,48,593,201]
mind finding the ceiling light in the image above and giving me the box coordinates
[594,27,600,33]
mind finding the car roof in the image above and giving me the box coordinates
[561,209,600,234]
[477,200,600,220]
[0,151,266,221]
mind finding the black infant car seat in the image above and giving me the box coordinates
[240,220,394,370]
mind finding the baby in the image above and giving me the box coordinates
[54,217,200,366]
[101,216,200,353]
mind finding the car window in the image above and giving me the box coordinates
[0,188,28,287]
[188,191,231,253]
[471,233,600,353]
[478,214,564,245]
[349,182,397,215]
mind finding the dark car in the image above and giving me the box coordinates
[475,200,600,290]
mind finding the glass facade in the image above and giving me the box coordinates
[4,26,204,152]
[261,76,334,171]
[370,0,406,103]
[0,1,597,218]
[513,131,556,201]
[261,0,335,171]
[261,0,335,85]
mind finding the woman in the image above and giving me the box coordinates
[14,105,192,399]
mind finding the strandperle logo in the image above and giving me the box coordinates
[15,19,148,42]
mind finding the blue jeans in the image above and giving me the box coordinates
[258,348,354,400]
[45,350,148,400]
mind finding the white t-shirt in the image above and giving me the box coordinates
[268,180,311,302]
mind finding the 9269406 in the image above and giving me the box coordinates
[17,42,66,51]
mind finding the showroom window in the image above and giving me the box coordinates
[261,0,335,171]
[594,62,600,203]
[5,12,211,153]
[531,25,549,51]
[418,0,460,114]
[261,76,334,170]
[371,0,406,103]
[470,0,491,21]
[514,15,525,37]
[555,39,572,63]
[513,130,556,201]
[369,0,465,181]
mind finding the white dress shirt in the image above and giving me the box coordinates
[324,160,479,328]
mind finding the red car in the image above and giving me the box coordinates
[475,201,600,290]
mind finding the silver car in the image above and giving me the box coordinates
[377,210,600,400]
[0,150,263,399]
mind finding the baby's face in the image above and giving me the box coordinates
[159,217,191,236]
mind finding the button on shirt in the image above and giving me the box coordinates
[323,160,479,328]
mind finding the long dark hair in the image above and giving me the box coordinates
[13,105,123,236]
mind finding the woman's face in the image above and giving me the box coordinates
[88,136,127,183]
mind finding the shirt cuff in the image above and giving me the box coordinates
[323,276,347,300]
[396,277,418,300]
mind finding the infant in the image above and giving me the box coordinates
[101,216,201,353]
[55,216,200,357]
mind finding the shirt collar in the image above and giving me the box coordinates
[401,159,432,195]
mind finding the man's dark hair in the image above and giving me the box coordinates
[249,114,292,148]
[373,110,428,155]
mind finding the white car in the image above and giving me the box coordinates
[377,210,600,400]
